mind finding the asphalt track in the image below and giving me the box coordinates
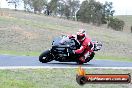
[0,55,132,67]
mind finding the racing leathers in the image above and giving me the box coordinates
[69,35,94,62]
[74,37,94,62]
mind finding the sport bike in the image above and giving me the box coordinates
[39,35,102,64]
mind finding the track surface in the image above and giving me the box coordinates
[0,55,132,67]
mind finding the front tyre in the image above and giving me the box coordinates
[39,50,53,63]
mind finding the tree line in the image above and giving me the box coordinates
[7,0,125,31]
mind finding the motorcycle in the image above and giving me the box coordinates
[39,35,102,64]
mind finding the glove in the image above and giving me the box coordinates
[72,50,75,54]
[68,35,75,39]
[69,49,75,54]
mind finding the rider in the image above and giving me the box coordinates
[69,29,94,63]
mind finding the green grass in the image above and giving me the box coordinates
[0,50,40,56]
[0,16,59,30]
[0,69,131,88]
[95,55,132,62]
[0,13,77,31]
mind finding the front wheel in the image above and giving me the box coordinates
[39,50,53,63]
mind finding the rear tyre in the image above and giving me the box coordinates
[39,50,53,63]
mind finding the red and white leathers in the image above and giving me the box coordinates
[75,36,94,62]
[68,29,94,62]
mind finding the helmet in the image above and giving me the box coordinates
[77,29,86,42]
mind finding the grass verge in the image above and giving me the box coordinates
[0,68,131,88]
[0,50,40,56]
[95,55,132,62]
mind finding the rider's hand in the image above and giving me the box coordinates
[70,50,75,54]
[68,35,75,39]
[72,50,75,54]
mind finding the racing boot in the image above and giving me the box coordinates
[85,52,95,62]
[79,56,85,63]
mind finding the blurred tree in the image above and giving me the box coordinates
[89,0,103,25]
[58,1,65,17]
[23,0,47,13]
[77,0,90,23]
[64,0,80,19]
[108,17,125,31]
[77,0,103,25]
[7,0,21,10]
[31,0,47,13]
[48,0,58,15]
[102,1,115,24]
[77,0,115,26]
[47,0,80,19]
[23,0,32,12]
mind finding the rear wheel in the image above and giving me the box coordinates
[39,50,53,63]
